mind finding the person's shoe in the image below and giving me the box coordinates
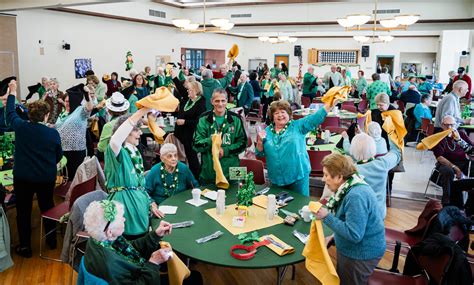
[15,245,32,258]
[46,239,57,250]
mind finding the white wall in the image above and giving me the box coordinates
[438,30,470,83]
[14,9,245,97]
[243,37,439,81]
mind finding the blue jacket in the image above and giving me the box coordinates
[413,103,432,129]
[324,183,386,260]
[6,95,62,182]
[256,108,327,187]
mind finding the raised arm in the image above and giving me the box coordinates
[5,80,23,130]
[109,107,150,156]
[295,103,331,134]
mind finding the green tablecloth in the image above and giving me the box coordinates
[152,185,332,269]
[293,109,357,121]
[306,134,344,153]
[460,125,474,129]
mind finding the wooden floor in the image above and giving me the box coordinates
[0,196,424,285]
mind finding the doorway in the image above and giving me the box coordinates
[376,55,394,77]
[274,54,289,69]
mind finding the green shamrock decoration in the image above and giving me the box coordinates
[100,200,117,222]
[238,231,260,244]
[237,172,255,207]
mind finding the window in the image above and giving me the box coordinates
[185,49,205,70]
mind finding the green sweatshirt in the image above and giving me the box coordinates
[302,72,317,95]
[193,110,247,183]
[201,72,233,111]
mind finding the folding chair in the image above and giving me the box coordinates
[321,116,340,129]
[358,99,368,113]
[301,96,311,108]
[308,150,331,177]
[40,175,97,261]
[240,158,266,185]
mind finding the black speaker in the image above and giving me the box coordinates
[294,45,302,56]
[62,43,71,50]
[361,45,369,57]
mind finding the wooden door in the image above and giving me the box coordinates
[274,54,289,68]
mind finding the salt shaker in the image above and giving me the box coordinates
[216,190,226,216]
[266,194,277,221]
[324,130,331,144]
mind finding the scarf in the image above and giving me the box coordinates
[326,173,367,213]
[124,144,144,178]
[93,236,146,265]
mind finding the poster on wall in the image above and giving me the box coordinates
[74,58,92,79]
[155,55,171,73]
[401,63,421,78]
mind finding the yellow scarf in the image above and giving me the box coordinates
[303,201,339,285]
[361,110,407,152]
[321,86,350,106]
[416,129,452,150]
[147,113,165,144]
[227,44,239,61]
[211,133,229,189]
[160,242,190,285]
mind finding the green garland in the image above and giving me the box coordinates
[93,236,146,265]
[326,173,367,213]
[161,164,179,197]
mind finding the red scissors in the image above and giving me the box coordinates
[230,239,270,260]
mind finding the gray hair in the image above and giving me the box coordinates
[350,133,376,161]
[442,114,456,124]
[375,92,390,105]
[202,69,213,79]
[112,114,143,135]
[453,80,468,93]
[160,143,177,156]
[83,200,125,241]
[367,122,382,140]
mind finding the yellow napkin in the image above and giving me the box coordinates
[259,234,295,256]
[381,110,407,153]
[211,133,229,189]
[135,86,179,112]
[303,202,339,285]
[90,120,100,138]
[160,241,191,285]
[147,113,165,144]
[264,82,271,91]
[416,129,452,150]
[227,44,239,61]
[252,195,283,209]
[321,86,350,106]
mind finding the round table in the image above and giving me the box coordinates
[152,185,332,284]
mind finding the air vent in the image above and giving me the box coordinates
[231,13,252,18]
[373,9,401,14]
[149,9,166,18]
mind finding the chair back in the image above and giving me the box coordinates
[426,123,435,136]
[293,114,304,120]
[77,256,109,285]
[358,99,368,113]
[342,104,357,113]
[420,118,430,134]
[321,116,340,129]
[69,176,97,211]
[301,96,311,108]
[417,254,451,285]
[239,159,266,185]
[256,156,266,168]
[308,150,331,174]
[342,101,355,108]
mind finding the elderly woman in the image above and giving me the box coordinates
[6,80,62,257]
[56,87,94,181]
[343,133,400,218]
[146,144,199,205]
[172,72,206,178]
[278,74,294,102]
[83,200,172,284]
[106,110,162,239]
[313,153,385,285]
[43,78,66,124]
[256,99,335,196]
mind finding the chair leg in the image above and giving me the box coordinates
[389,241,401,273]
[39,218,62,262]
[291,264,296,280]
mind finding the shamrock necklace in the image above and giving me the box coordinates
[184,96,201,112]
[161,164,179,197]
[210,111,227,134]
[269,120,292,144]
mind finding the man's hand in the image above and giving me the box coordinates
[452,129,461,141]
[155,220,172,237]
[149,249,171,265]
[454,166,463,179]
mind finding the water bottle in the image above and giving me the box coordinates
[266,194,277,221]
[216,190,226,216]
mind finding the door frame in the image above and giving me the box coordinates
[274,54,289,67]
[376,55,395,77]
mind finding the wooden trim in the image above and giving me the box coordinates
[155,0,351,9]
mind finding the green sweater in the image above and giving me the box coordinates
[193,110,247,184]
[84,233,162,285]
[302,72,317,95]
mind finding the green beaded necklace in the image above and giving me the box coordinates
[160,164,179,197]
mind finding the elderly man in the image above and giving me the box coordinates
[230,72,254,114]
[433,115,474,208]
[434,80,471,129]
[323,65,343,90]
[302,66,317,101]
[453,67,472,99]
[193,88,247,184]
[201,67,233,111]
[366,73,392,110]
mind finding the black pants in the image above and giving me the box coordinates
[262,96,271,123]
[182,139,200,180]
[63,150,87,181]
[437,161,474,207]
[15,179,56,248]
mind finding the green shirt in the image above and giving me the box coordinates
[366,80,392,109]
[193,111,247,184]
[128,94,138,114]
[105,146,150,235]
[97,118,118,153]
[356,77,368,93]
[38,86,46,99]
[302,72,317,95]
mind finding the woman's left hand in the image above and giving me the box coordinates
[313,207,328,220]
[155,220,172,237]
[151,202,165,218]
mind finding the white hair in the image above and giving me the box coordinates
[160,143,177,156]
[367,122,382,140]
[453,80,468,92]
[350,133,376,161]
[202,69,213,79]
[442,114,456,125]
[83,200,125,241]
